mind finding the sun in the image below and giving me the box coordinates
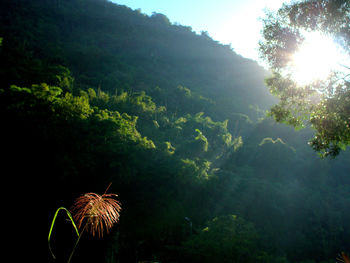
[289,31,348,85]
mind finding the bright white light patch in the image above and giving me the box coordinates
[290,31,348,85]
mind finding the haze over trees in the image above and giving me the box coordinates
[0,0,349,262]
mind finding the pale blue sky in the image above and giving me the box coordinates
[111,0,286,62]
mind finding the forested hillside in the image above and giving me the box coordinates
[0,0,349,262]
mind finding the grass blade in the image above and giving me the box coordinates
[48,207,80,259]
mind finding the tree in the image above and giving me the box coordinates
[180,215,278,263]
[151,12,171,25]
[259,0,350,157]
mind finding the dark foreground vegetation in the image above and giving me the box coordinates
[0,0,349,262]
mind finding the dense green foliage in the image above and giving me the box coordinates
[0,0,349,262]
[259,0,350,157]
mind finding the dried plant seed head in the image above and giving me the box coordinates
[71,191,121,238]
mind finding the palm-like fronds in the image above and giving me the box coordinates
[71,191,121,238]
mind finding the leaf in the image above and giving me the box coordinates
[48,207,80,259]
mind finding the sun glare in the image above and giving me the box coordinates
[290,31,348,85]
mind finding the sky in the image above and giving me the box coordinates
[111,0,286,62]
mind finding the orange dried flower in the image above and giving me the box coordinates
[337,252,350,263]
[71,188,121,238]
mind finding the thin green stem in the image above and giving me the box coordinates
[67,222,88,263]
[48,207,80,259]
